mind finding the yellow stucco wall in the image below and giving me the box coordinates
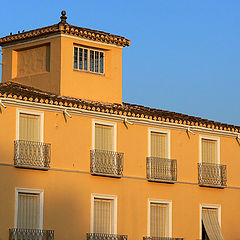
[13,44,50,78]
[0,105,240,240]
[60,35,123,103]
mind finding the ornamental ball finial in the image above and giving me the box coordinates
[60,10,67,24]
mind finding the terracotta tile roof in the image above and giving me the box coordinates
[0,11,130,47]
[0,81,239,133]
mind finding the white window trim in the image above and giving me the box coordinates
[91,193,117,234]
[200,204,221,239]
[92,120,117,152]
[199,135,220,164]
[14,188,44,229]
[73,45,105,75]
[16,109,44,142]
[148,128,171,158]
[147,199,172,237]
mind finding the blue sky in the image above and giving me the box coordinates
[0,0,240,125]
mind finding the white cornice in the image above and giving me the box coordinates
[0,97,239,138]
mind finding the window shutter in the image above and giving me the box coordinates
[95,124,113,151]
[151,132,167,158]
[17,193,40,229]
[202,208,224,240]
[150,203,168,237]
[202,139,217,164]
[19,113,40,142]
[94,198,112,234]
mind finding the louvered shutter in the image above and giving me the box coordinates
[150,203,168,237]
[202,139,217,164]
[93,198,112,234]
[151,132,167,158]
[19,113,40,142]
[95,124,113,151]
[17,193,40,229]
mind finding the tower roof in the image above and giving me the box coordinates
[0,11,131,47]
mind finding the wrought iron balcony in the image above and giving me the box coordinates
[146,157,177,183]
[143,238,183,240]
[90,149,124,177]
[14,140,51,169]
[198,163,227,187]
[9,228,54,240]
[87,233,128,240]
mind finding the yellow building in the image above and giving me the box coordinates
[0,10,240,240]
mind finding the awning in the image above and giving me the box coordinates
[202,208,225,240]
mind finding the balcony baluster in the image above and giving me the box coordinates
[87,233,128,240]
[198,163,227,187]
[9,228,54,240]
[14,140,51,169]
[90,149,124,177]
[146,157,177,183]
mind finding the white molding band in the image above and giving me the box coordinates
[0,97,239,138]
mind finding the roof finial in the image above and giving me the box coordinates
[60,10,67,24]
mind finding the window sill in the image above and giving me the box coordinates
[73,69,105,76]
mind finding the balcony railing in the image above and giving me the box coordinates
[9,228,54,240]
[143,238,183,240]
[14,140,51,169]
[87,233,128,240]
[146,157,177,182]
[198,163,227,187]
[90,149,124,177]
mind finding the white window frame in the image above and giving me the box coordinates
[14,188,44,229]
[200,204,221,239]
[91,193,117,234]
[16,109,44,142]
[92,120,117,152]
[147,199,172,237]
[199,135,220,164]
[73,46,105,74]
[148,128,171,158]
